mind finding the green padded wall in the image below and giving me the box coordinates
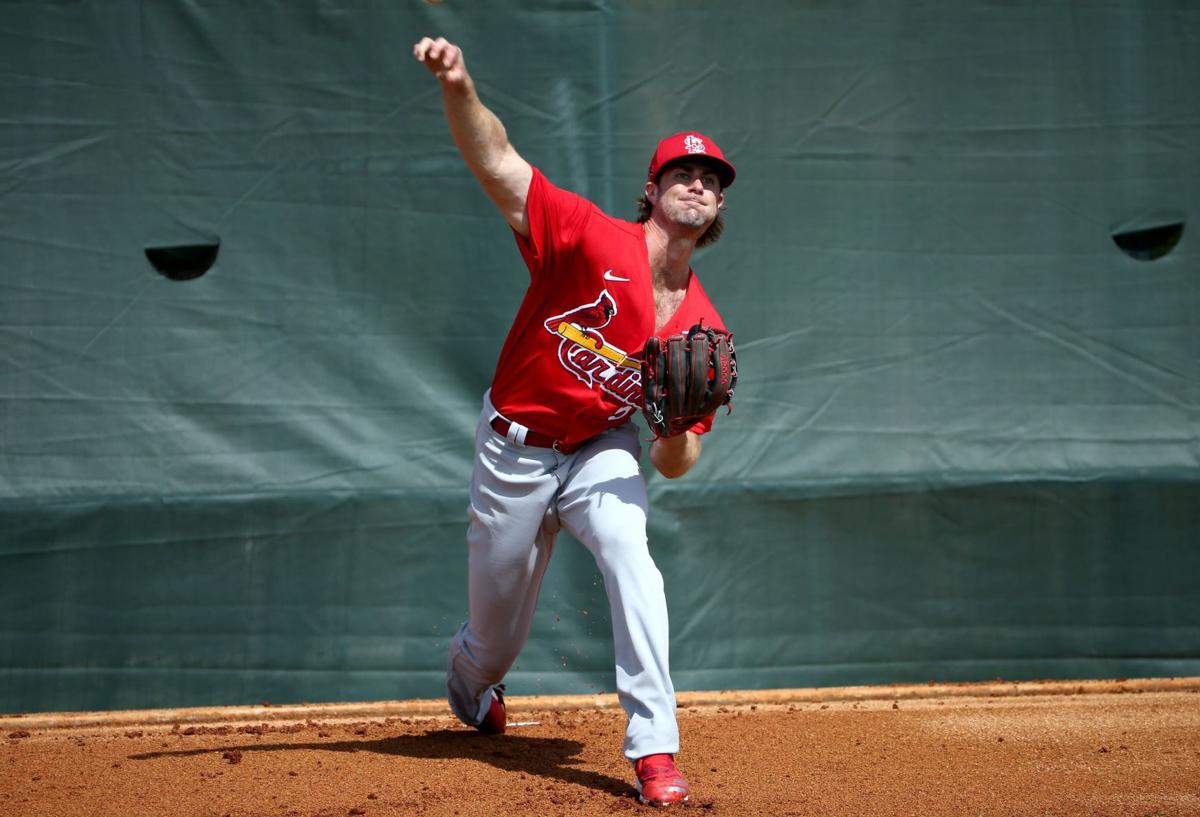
[2,1,1197,713]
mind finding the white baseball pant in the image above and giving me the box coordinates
[446,391,679,760]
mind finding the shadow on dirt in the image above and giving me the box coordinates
[130,729,632,797]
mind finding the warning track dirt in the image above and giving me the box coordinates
[2,678,1198,817]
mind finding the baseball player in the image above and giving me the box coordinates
[414,36,736,807]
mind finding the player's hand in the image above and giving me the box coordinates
[413,37,468,85]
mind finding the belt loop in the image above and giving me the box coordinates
[507,421,528,446]
[493,410,530,446]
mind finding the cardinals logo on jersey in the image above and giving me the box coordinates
[543,290,641,415]
[544,290,617,350]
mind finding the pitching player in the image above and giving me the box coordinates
[414,36,736,807]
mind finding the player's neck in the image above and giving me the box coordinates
[643,219,695,290]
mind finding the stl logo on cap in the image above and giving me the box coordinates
[683,134,706,155]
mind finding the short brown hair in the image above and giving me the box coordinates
[635,194,726,248]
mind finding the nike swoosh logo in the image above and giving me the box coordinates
[603,269,631,282]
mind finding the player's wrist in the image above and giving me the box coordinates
[650,432,699,479]
[652,430,690,449]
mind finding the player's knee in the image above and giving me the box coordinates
[590,525,649,565]
[596,537,663,594]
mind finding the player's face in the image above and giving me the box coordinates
[646,161,725,232]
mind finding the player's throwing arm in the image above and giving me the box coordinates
[412,36,532,237]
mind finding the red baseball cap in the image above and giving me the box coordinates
[647,131,736,189]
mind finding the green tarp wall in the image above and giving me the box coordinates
[2,2,1197,714]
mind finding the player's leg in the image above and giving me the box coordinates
[555,423,679,760]
[446,395,563,727]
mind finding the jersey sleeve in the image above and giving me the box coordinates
[513,167,594,281]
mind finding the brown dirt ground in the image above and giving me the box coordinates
[2,678,1198,817]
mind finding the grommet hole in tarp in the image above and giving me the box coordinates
[1110,220,1184,261]
[144,242,220,281]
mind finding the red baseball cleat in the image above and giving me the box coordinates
[633,753,689,806]
[475,685,506,735]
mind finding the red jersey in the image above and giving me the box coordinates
[489,168,729,446]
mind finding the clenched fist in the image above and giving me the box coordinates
[413,37,468,85]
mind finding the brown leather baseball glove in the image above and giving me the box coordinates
[641,322,737,438]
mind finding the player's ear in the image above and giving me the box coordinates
[644,180,658,206]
